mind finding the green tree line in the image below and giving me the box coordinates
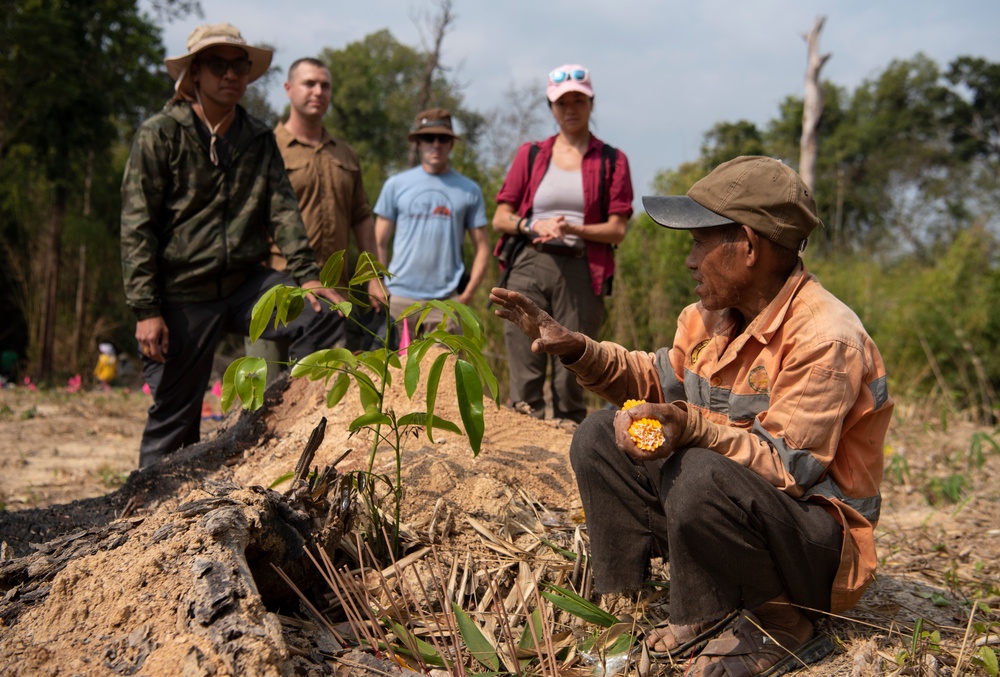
[621,53,1000,421]
[2,2,998,423]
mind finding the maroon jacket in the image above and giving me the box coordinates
[495,133,633,295]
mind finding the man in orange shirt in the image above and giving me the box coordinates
[491,156,892,676]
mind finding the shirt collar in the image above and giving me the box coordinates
[275,121,333,149]
[745,261,811,342]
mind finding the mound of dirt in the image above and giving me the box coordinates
[1,354,998,676]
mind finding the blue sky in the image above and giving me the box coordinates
[149,0,1000,204]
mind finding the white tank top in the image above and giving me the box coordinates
[532,164,584,247]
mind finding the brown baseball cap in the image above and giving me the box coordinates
[407,107,460,141]
[642,156,822,251]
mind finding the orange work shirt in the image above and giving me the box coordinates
[566,264,892,612]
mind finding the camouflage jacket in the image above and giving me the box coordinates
[120,102,320,319]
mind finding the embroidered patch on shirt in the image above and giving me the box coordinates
[748,365,770,394]
[691,339,710,366]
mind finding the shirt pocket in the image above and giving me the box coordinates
[783,364,850,453]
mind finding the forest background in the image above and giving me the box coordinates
[1,0,999,425]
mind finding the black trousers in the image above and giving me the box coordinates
[570,409,843,625]
[139,268,344,467]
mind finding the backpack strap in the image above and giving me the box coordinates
[598,143,618,221]
[525,143,541,218]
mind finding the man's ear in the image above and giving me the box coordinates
[741,224,760,267]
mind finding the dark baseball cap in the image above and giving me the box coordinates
[642,156,822,251]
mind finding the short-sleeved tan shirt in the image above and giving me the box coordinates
[270,123,372,281]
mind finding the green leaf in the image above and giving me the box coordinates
[277,290,305,327]
[541,583,619,628]
[352,371,381,411]
[454,359,485,455]
[397,412,461,434]
[326,372,350,408]
[350,410,392,432]
[452,604,499,671]
[424,352,450,444]
[403,339,434,398]
[388,621,447,667]
[249,286,279,342]
[269,471,295,488]
[319,250,345,288]
[290,348,357,380]
[223,356,268,411]
[973,646,998,677]
[349,252,390,286]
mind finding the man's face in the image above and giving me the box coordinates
[417,134,453,174]
[191,45,250,110]
[285,62,332,120]
[685,225,746,312]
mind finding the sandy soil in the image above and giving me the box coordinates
[1,363,998,676]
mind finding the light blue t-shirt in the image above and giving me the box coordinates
[374,166,487,300]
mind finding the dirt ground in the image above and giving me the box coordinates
[1,365,999,675]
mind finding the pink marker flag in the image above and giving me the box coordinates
[399,318,411,356]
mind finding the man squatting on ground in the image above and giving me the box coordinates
[491,156,892,677]
[121,24,343,468]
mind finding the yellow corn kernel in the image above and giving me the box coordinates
[622,399,665,452]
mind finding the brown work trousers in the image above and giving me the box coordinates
[570,409,843,625]
[503,247,605,422]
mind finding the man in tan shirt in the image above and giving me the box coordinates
[270,58,377,285]
[252,58,381,364]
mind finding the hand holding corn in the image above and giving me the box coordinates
[622,399,666,452]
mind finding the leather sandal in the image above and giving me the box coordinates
[687,612,834,677]
[644,610,739,659]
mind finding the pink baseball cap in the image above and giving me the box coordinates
[546,64,594,102]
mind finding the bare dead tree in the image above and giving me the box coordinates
[800,16,831,193]
[408,0,457,166]
[480,83,548,173]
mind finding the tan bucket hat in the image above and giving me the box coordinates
[164,23,272,97]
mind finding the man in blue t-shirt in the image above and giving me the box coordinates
[373,108,490,336]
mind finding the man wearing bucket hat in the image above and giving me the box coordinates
[491,156,892,675]
[121,23,344,468]
[372,108,490,337]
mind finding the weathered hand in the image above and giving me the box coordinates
[613,401,685,461]
[301,280,345,314]
[366,278,386,313]
[489,287,585,359]
[136,317,169,364]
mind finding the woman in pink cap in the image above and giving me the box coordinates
[493,64,634,424]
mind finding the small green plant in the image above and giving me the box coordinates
[967,431,1000,470]
[19,406,36,420]
[96,464,128,489]
[0,404,13,419]
[222,251,498,562]
[925,473,968,505]
[885,451,911,485]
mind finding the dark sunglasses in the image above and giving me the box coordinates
[417,134,453,144]
[197,56,252,77]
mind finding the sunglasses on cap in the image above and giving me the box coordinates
[196,56,253,77]
[549,68,589,85]
[417,134,454,144]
